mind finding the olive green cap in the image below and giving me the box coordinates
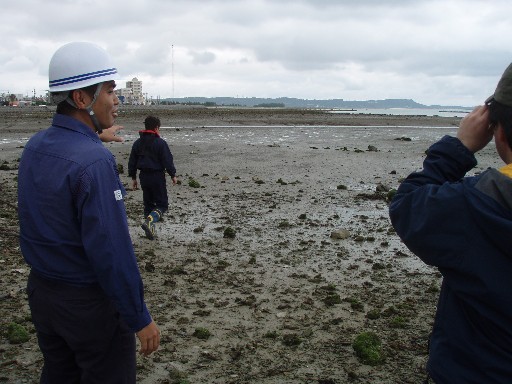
[486,62,512,107]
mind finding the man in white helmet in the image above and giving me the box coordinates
[17,42,160,383]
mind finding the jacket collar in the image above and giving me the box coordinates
[52,113,101,142]
[138,129,160,137]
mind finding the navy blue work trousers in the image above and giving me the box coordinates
[139,170,168,217]
[27,271,136,384]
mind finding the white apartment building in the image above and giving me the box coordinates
[116,77,145,105]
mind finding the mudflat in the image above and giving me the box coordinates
[0,106,498,383]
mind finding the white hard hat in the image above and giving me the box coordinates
[49,42,119,92]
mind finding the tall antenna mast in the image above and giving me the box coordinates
[171,44,175,99]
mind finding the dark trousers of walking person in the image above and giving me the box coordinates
[139,170,168,217]
[27,271,136,384]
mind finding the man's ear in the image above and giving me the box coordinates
[70,89,90,109]
[495,124,506,144]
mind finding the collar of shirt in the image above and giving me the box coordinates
[138,129,160,137]
[52,113,102,143]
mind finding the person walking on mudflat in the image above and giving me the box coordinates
[389,62,512,383]
[128,115,177,240]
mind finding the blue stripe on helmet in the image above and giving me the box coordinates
[50,68,118,87]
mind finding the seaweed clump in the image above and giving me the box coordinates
[352,331,385,365]
[193,327,211,340]
[223,227,236,238]
[7,323,30,344]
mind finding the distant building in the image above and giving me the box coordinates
[116,87,133,104]
[116,77,145,105]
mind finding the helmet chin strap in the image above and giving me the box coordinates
[65,83,104,134]
[86,106,103,135]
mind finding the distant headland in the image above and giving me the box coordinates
[160,96,471,110]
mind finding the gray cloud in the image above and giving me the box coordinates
[189,51,217,65]
[0,0,511,105]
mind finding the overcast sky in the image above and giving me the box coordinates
[1,0,511,106]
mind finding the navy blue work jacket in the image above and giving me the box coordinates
[389,135,512,383]
[18,114,151,332]
[128,130,176,179]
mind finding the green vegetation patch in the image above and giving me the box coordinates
[7,322,30,344]
[389,316,408,329]
[353,332,385,366]
[193,327,211,340]
[188,178,201,188]
[223,226,236,238]
[282,333,302,347]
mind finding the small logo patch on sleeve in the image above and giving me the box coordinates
[114,189,123,201]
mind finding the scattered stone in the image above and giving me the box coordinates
[223,226,236,238]
[323,293,342,306]
[330,229,350,239]
[200,349,220,361]
[193,309,211,317]
[264,330,279,338]
[145,262,155,272]
[372,262,387,270]
[0,161,16,171]
[394,250,409,258]
[345,297,364,311]
[278,220,292,229]
[168,366,188,382]
[282,333,302,347]
[376,183,390,192]
[366,309,381,320]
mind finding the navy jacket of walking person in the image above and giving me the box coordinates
[128,115,178,240]
[17,41,160,384]
[389,63,512,383]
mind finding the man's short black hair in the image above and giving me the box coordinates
[55,84,97,114]
[488,100,512,150]
[144,116,160,130]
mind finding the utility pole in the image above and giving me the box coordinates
[171,44,175,100]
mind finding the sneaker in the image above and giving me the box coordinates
[141,220,155,240]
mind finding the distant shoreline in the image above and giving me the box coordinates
[0,105,462,134]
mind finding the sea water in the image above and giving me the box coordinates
[0,108,467,147]
[328,107,470,118]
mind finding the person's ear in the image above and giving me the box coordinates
[70,89,90,109]
[495,124,506,143]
